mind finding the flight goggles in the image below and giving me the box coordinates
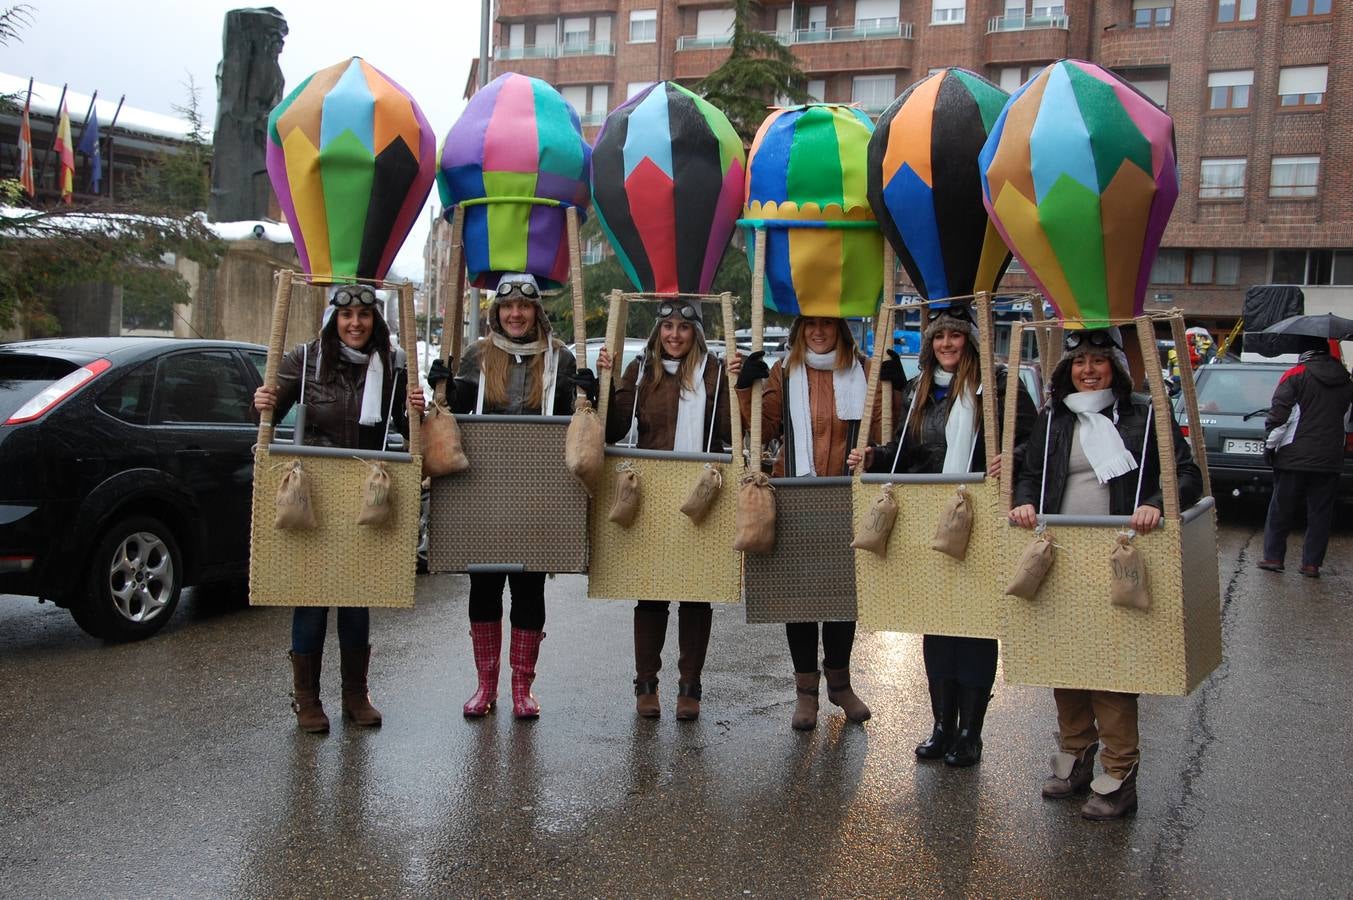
[497,280,540,298]
[330,286,378,307]
[1063,329,1123,352]
[657,302,700,321]
[926,304,974,323]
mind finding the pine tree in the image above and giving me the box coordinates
[697,0,809,143]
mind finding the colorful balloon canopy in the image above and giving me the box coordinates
[591,82,745,295]
[980,59,1178,327]
[439,73,592,290]
[267,57,437,284]
[868,68,1012,302]
[742,104,882,318]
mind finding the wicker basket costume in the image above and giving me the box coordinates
[586,291,744,604]
[996,316,1222,696]
[249,272,423,608]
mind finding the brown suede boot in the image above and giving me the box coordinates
[288,650,329,734]
[824,666,872,723]
[675,603,712,722]
[792,671,820,731]
[339,645,382,727]
[634,605,667,718]
[1082,766,1138,820]
[1042,742,1098,799]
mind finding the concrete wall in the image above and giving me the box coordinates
[175,239,326,349]
[49,281,123,338]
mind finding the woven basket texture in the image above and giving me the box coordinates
[744,479,857,624]
[427,418,589,574]
[854,479,1005,639]
[588,456,741,604]
[1000,507,1221,696]
[249,447,421,608]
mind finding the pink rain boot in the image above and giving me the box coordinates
[462,621,501,718]
[509,627,545,719]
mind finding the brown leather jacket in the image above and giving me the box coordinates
[605,352,731,452]
[272,340,410,451]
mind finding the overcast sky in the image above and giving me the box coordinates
[4,0,487,281]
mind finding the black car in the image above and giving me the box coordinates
[1,337,278,640]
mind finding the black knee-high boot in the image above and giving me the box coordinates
[915,678,958,759]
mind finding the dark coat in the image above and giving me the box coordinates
[1013,393,1202,515]
[451,338,577,416]
[1265,352,1353,473]
[273,339,409,451]
[605,353,731,452]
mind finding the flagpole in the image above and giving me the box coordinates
[106,95,125,201]
[42,83,68,193]
[76,89,98,145]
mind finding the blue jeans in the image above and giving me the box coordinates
[291,607,370,654]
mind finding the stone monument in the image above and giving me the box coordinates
[209,7,288,222]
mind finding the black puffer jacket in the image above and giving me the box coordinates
[451,338,577,416]
[868,365,1036,476]
[1013,393,1202,515]
[273,340,409,451]
[1264,351,1353,473]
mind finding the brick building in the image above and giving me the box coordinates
[479,0,1353,327]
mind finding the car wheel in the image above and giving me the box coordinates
[70,516,183,641]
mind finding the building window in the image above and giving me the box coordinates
[932,0,966,25]
[1132,0,1173,27]
[627,81,656,100]
[1131,78,1169,109]
[695,8,735,39]
[1277,65,1328,108]
[1289,0,1332,16]
[997,67,1023,92]
[1215,252,1241,285]
[853,74,896,113]
[1151,250,1186,284]
[1200,158,1247,199]
[1217,0,1256,22]
[629,9,656,43]
[1273,250,1353,286]
[1270,155,1320,198]
[807,79,826,102]
[562,17,590,48]
[856,0,900,31]
[1207,70,1252,110]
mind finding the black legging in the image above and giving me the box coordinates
[786,621,856,673]
[922,634,997,691]
[468,572,546,630]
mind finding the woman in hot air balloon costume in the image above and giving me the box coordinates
[983,60,1198,818]
[262,57,437,733]
[583,81,746,721]
[429,73,592,722]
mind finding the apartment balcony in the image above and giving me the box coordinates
[1098,22,1172,68]
[495,41,614,60]
[673,44,733,80]
[674,23,914,77]
[556,0,617,12]
[496,0,615,15]
[555,51,616,84]
[984,14,1070,64]
[491,54,556,82]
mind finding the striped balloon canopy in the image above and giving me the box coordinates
[439,73,592,290]
[591,82,745,295]
[742,104,882,319]
[980,59,1178,328]
[267,57,437,284]
[868,68,1012,302]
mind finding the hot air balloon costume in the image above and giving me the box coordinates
[850,68,1038,770]
[251,57,437,732]
[581,82,746,721]
[981,61,1219,818]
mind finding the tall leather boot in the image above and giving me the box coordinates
[288,650,329,734]
[943,685,990,767]
[675,604,712,721]
[510,627,545,719]
[824,666,872,723]
[463,620,501,718]
[1042,742,1098,799]
[791,671,820,731]
[915,678,959,760]
[633,605,668,719]
[1082,765,1138,820]
[340,645,383,727]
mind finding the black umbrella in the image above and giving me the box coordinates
[1262,313,1353,341]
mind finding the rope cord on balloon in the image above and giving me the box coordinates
[286,272,412,290]
[454,196,579,209]
[735,218,879,230]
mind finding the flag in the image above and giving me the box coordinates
[76,106,102,194]
[17,96,35,197]
[56,101,75,203]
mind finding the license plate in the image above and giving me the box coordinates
[1224,438,1265,456]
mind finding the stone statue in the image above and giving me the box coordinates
[209,7,288,222]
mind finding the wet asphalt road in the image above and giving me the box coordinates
[1,500,1350,899]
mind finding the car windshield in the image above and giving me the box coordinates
[1195,368,1284,415]
[0,355,79,422]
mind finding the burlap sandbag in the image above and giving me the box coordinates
[565,401,605,494]
[931,485,974,561]
[851,482,898,557]
[680,463,723,524]
[1006,531,1055,599]
[421,401,469,477]
[733,471,776,554]
[275,461,317,530]
[608,464,642,527]
[1110,534,1151,610]
[356,461,393,526]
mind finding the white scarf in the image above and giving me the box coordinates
[787,350,866,476]
[315,305,395,427]
[664,356,708,452]
[933,368,978,475]
[474,335,559,415]
[1063,389,1138,483]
